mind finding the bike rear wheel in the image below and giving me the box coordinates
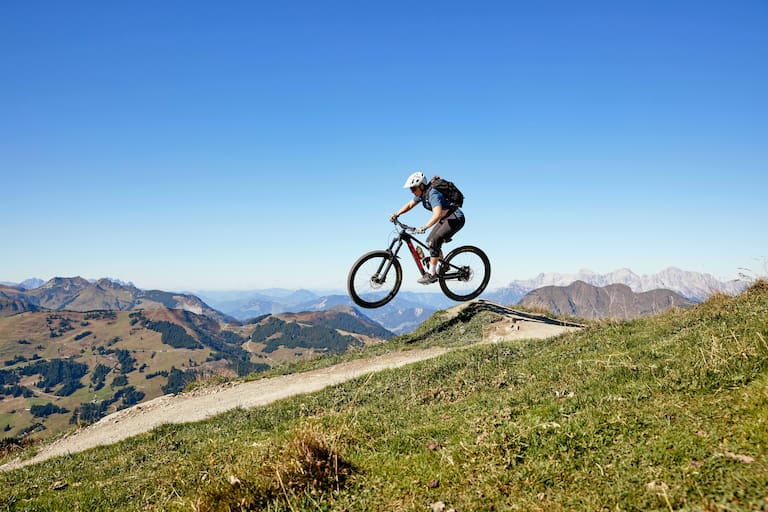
[439,245,491,302]
[347,250,402,308]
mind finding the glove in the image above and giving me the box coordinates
[414,226,427,234]
[389,213,399,222]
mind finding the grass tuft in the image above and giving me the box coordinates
[0,437,34,459]
[192,420,353,512]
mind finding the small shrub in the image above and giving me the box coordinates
[112,375,128,387]
[273,422,352,495]
[0,437,34,458]
[193,421,353,511]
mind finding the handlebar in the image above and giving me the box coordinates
[392,217,416,232]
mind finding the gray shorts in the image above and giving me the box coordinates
[426,215,465,257]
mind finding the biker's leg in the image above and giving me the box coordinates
[424,224,451,281]
[426,233,445,274]
[428,254,442,275]
[428,217,464,273]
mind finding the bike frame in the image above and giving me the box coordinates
[389,229,430,275]
[376,220,467,283]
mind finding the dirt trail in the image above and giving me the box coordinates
[2,304,579,472]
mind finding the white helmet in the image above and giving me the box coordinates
[403,171,427,189]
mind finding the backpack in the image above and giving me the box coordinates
[427,176,464,208]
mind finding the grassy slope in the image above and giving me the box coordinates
[1,283,767,511]
[0,311,213,439]
[0,306,395,441]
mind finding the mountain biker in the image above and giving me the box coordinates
[389,171,466,285]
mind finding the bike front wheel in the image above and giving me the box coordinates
[347,250,402,308]
[439,245,491,302]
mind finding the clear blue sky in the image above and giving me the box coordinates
[2,1,766,291]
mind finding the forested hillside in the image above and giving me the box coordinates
[0,304,392,441]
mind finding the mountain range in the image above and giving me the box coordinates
[194,267,747,329]
[518,280,696,320]
[2,267,747,333]
[193,289,453,334]
[501,267,746,302]
[0,277,232,323]
[0,278,44,290]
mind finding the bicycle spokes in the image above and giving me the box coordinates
[347,251,403,308]
[438,246,490,302]
[440,262,471,282]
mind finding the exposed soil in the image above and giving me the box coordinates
[1,303,578,472]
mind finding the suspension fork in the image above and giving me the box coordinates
[373,237,405,282]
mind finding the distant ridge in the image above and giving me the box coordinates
[199,289,445,335]
[519,280,696,320]
[487,267,747,305]
[0,277,234,323]
[4,267,746,330]
[0,285,39,315]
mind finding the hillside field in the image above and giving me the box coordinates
[1,282,766,511]
[0,307,386,441]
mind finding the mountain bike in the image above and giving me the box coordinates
[347,218,491,308]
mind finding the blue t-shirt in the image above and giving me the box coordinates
[414,188,464,218]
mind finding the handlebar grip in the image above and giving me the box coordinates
[391,217,417,232]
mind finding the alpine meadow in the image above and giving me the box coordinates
[1,281,766,511]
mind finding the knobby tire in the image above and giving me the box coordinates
[439,245,491,302]
[347,250,403,308]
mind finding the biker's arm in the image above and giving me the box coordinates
[423,205,443,229]
[393,199,418,217]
